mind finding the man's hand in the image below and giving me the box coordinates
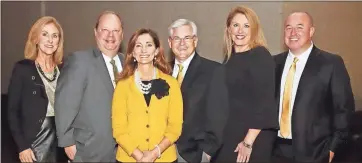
[19,148,37,163]
[329,151,335,162]
[64,145,76,160]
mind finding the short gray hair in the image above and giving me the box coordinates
[168,19,197,37]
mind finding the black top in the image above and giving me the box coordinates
[211,46,278,162]
[224,46,277,129]
[142,81,152,106]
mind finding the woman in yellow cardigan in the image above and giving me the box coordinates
[112,28,183,162]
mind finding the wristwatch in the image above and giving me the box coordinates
[242,141,253,149]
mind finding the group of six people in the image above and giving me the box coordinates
[7,5,354,163]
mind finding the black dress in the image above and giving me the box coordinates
[211,46,278,162]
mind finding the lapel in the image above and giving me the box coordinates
[275,52,288,105]
[26,60,48,99]
[92,48,115,94]
[181,53,201,91]
[118,52,125,67]
[169,60,175,75]
[293,46,321,113]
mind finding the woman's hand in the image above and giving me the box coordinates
[19,148,37,163]
[234,141,252,163]
[140,150,158,162]
[131,149,144,162]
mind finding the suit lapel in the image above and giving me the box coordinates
[293,46,321,113]
[92,48,114,94]
[118,53,125,67]
[275,52,288,107]
[169,60,175,75]
[181,53,201,91]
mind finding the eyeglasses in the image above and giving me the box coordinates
[99,29,121,36]
[171,35,195,43]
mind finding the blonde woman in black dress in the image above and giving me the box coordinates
[208,6,278,163]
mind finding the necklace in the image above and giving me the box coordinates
[36,63,58,82]
[135,68,156,94]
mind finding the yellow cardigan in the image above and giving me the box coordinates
[112,69,183,162]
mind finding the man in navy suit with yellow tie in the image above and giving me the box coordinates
[168,19,220,162]
[273,12,355,162]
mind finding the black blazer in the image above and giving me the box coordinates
[274,46,355,162]
[171,53,220,162]
[7,59,62,152]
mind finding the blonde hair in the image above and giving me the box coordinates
[24,16,64,65]
[223,6,267,62]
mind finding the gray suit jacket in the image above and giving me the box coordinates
[55,48,124,162]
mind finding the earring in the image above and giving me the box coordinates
[133,58,136,62]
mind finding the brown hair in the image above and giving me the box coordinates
[95,10,123,29]
[119,28,171,80]
[223,6,267,62]
[24,16,64,65]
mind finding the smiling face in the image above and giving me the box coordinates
[37,23,60,56]
[228,13,251,52]
[284,12,315,55]
[94,13,123,56]
[133,33,159,65]
[168,25,198,63]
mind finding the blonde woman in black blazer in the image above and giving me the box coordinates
[7,16,66,162]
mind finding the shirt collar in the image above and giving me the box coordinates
[288,42,313,63]
[175,51,195,67]
[102,53,119,63]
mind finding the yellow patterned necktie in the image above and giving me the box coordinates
[110,59,119,83]
[280,57,299,138]
[176,64,184,84]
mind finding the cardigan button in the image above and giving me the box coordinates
[146,124,149,128]
[146,138,149,142]
[33,91,36,95]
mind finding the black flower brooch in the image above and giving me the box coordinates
[150,79,170,99]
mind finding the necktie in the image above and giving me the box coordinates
[110,59,119,83]
[176,64,184,84]
[280,57,298,138]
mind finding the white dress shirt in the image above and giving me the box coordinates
[278,43,313,139]
[102,53,123,88]
[172,52,195,79]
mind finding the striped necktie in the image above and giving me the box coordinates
[176,64,184,84]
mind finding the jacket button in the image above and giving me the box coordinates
[31,76,35,80]
[39,119,43,123]
[146,124,149,128]
[33,91,36,95]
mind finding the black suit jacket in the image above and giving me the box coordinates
[171,53,220,162]
[7,59,62,152]
[274,46,355,162]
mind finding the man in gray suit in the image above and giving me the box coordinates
[54,10,124,162]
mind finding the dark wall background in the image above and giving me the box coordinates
[1,1,361,110]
